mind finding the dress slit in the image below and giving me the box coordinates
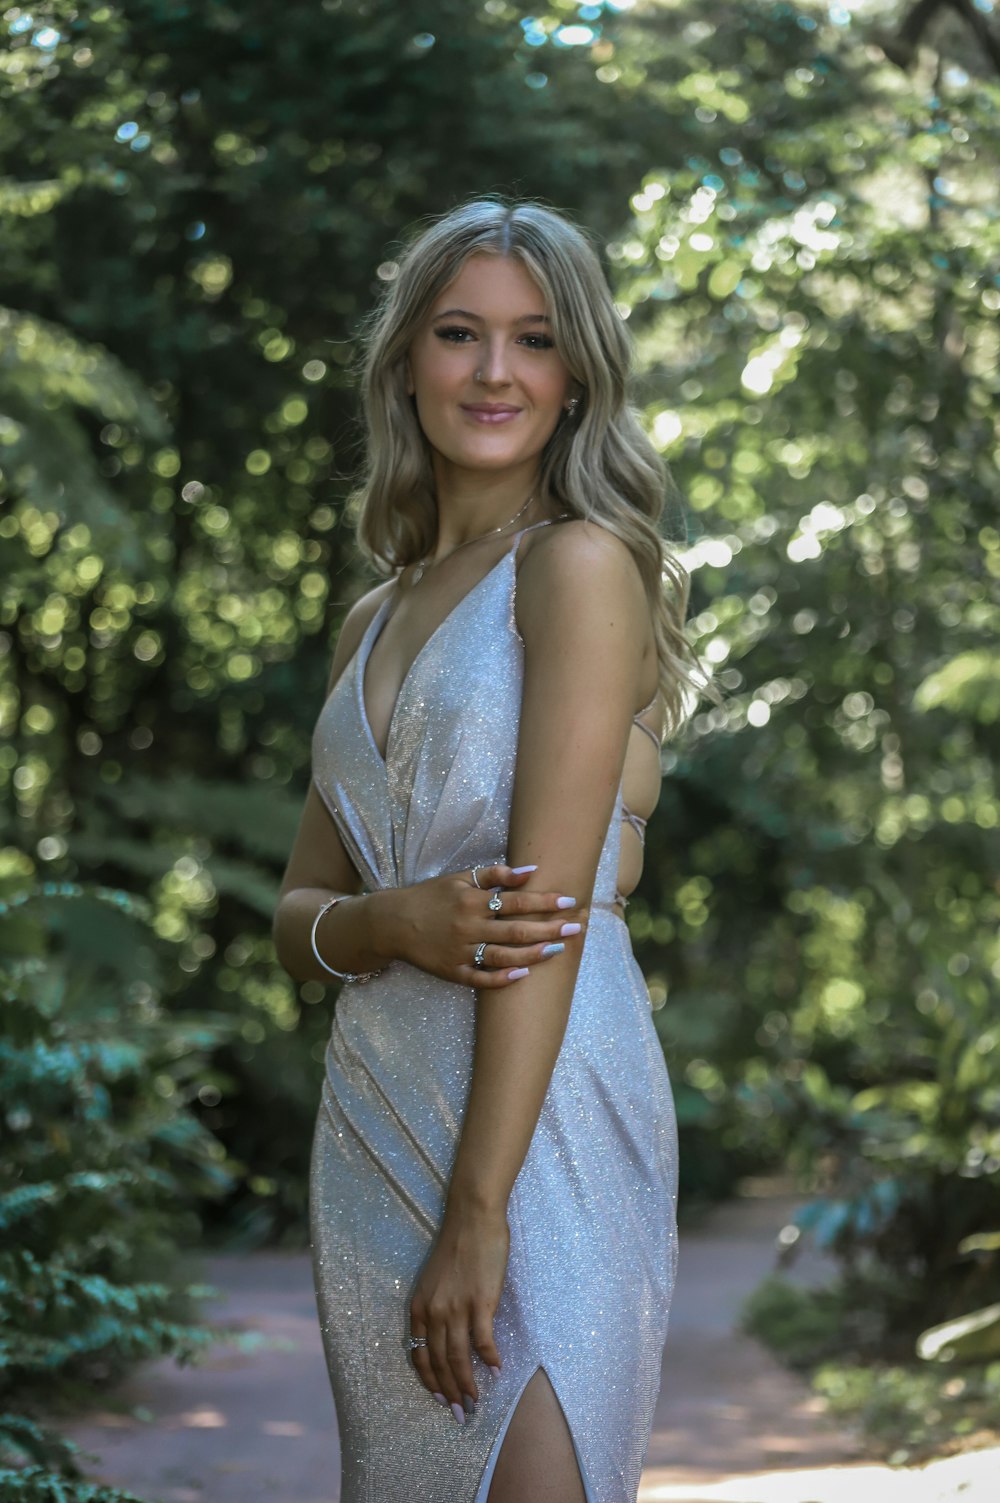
[472,1364,597,1503]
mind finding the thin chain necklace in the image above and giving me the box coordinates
[410,491,535,586]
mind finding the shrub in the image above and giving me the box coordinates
[0,882,235,1500]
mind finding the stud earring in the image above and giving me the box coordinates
[565,397,580,415]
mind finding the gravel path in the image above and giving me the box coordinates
[60,1193,995,1502]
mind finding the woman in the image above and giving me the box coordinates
[274,197,706,1503]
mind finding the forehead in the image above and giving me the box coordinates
[431,253,546,317]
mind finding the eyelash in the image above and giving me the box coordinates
[434,325,555,351]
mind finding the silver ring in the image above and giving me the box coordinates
[488,891,503,914]
[470,866,484,890]
[473,941,488,969]
[406,1336,429,1350]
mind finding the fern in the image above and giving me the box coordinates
[0,883,235,1499]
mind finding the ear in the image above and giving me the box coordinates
[404,358,415,397]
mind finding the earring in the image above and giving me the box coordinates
[565,397,580,415]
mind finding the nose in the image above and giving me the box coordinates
[476,336,512,387]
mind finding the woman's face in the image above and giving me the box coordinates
[405,253,574,481]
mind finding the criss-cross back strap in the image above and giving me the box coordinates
[632,716,662,750]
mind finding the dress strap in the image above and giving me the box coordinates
[621,802,648,843]
[631,716,662,751]
[510,511,572,545]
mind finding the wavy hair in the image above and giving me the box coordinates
[350,195,714,741]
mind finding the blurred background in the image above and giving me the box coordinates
[1,0,998,1498]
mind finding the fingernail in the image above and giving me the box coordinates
[463,1393,477,1416]
[541,942,564,958]
[489,1364,501,1377]
[559,922,582,937]
[450,1401,465,1426]
[510,864,538,874]
[432,1391,449,1407]
[507,967,530,980]
[556,896,576,909]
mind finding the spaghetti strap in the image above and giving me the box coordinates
[509,511,573,564]
[632,716,662,751]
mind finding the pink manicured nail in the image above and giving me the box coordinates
[432,1391,449,1407]
[510,864,538,874]
[556,896,576,909]
[489,1364,501,1377]
[450,1401,465,1426]
[560,922,582,937]
[508,967,530,980]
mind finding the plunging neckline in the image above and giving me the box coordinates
[357,547,516,769]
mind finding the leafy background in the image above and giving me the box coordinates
[1,0,998,1493]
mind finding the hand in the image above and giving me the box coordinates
[392,863,588,989]
[408,1203,509,1423]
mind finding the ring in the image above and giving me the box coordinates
[406,1336,429,1350]
[488,891,503,913]
[471,866,484,890]
[473,941,488,969]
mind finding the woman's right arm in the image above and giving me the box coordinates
[273,588,589,987]
[272,583,398,983]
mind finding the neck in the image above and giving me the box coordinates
[427,457,542,554]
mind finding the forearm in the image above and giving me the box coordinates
[272,886,399,984]
[446,942,586,1218]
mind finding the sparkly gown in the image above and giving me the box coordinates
[308,519,679,1503]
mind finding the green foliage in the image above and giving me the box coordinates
[0,1414,147,1502]
[0,0,997,1384]
[0,0,691,1240]
[741,1274,866,1369]
[813,1358,1000,1462]
[744,1275,1000,1459]
[611,0,1000,1314]
[918,1301,1000,1364]
[0,881,234,1497]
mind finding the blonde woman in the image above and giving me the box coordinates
[274,197,705,1503]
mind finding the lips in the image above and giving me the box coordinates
[460,403,523,424]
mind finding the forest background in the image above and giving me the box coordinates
[1,0,998,1496]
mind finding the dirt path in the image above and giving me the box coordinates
[60,1193,995,1502]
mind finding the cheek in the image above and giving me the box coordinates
[529,364,570,413]
[411,337,472,393]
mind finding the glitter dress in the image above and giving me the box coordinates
[309,519,679,1503]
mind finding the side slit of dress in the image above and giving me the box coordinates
[473,1365,597,1503]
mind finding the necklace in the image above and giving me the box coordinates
[410,491,535,586]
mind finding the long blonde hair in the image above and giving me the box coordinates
[350,195,713,741]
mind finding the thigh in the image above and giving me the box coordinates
[487,1368,588,1503]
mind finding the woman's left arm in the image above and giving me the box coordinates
[408,521,652,1416]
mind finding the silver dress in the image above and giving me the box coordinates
[309,519,679,1502]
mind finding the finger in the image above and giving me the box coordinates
[459,963,531,989]
[427,1313,465,1419]
[407,1308,443,1401]
[410,1344,440,1398]
[476,863,537,888]
[471,1304,502,1374]
[446,1314,479,1408]
[486,888,585,917]
[483,914,588,947]
[475,939,569,970]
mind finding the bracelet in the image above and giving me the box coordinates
[310,895,384,984]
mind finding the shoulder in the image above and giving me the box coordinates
[514,518,647,638]
[323,575,397,697]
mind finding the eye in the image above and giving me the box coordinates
[433,325,476,343]
[519,334,555,350]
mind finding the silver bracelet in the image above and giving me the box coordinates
[310,894,384,984]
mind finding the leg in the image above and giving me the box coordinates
[487,1369,589,1503]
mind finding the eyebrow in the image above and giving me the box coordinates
[432,308,551,325]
